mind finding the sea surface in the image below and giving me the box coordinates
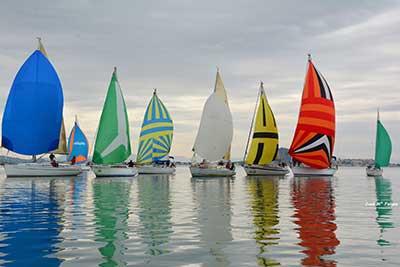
[0,166,398,267]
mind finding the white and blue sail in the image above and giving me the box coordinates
[136,90,173,164]
[2,42,64,155]
[67,117,89,163]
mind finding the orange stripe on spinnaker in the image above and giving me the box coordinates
[302,150,330,160]
[303,64,320,99]
[296,125,335,139]
[298,118,335,131]
[293,150,330,168]
[311,68,321,98]
[300,111,335,122]
[76,155,87,163]
[291,131,315,152]
[293,155,329,169]
[301,104,335,115]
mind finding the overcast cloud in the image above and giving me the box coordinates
[0,0,399,161]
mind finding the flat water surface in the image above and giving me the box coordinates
[0,166,398,266]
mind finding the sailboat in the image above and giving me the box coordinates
[91,67,137,177]
[243,82,289,176]
[136,89,175,174]
[190,70,235,177]
[289,55,337,176]
[67,116,89,166]
[366,110,392,176]
[2,39,81,177]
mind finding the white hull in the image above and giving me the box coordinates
[292,166,337,177]
[366,167,383,177]
[244,165,290,176]
[137,165,175,174]
[190,166,235,177]
[79,165,91,171]
[91,165,138,177]
[4,163,82,177]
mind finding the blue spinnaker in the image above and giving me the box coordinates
[2,50,64,155]
[67,121,89,163]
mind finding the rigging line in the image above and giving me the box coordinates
[243,82,262,163]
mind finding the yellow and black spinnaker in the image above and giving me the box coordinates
[245,82,279,165]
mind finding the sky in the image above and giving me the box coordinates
[0,0,399,162]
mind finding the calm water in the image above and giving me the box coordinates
[0,166,398,267]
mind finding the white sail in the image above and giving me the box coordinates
[193,92,233,161]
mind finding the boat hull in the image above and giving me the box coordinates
[79,165,91,171]
[137,165,175,174]
[244,165,290,176]
[366,167,383,177]
[4,163,82,177]
[190,166,235,177]
[292,166,337,177]
[91,165,138,177]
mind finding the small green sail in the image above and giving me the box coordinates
[93,68,131,164]
[137,89,173,164]
[375,112,392,168]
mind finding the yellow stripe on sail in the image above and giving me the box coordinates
[245,85,279,165]
[139,130,173,142]
[141,122,174,132]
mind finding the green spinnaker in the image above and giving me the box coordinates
[375,119,392,168]
[93,69,131,164]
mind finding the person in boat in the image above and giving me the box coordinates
[331,156,338,169]
[230,162,235,171]
[127,160,134,168]
[218,160,224,166]
[71,156,76,165]
[199,159,208,168]
[226,160,232,170]
[49,153,59,167]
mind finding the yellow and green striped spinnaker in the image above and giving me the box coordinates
[137,91,173,163]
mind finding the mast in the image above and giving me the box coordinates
[374,108,379,165]
[243,82,262,162]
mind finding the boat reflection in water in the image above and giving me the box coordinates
[191,177,233,266]
[0,178,67,266]
[374,177,394,247]
[93,178,132,266]
[291,177,340,266]
[247,176,280,266]
[137,175,172,256]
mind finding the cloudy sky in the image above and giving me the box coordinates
[0,0,399,161]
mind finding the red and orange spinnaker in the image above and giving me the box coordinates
[289,57,335,169]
